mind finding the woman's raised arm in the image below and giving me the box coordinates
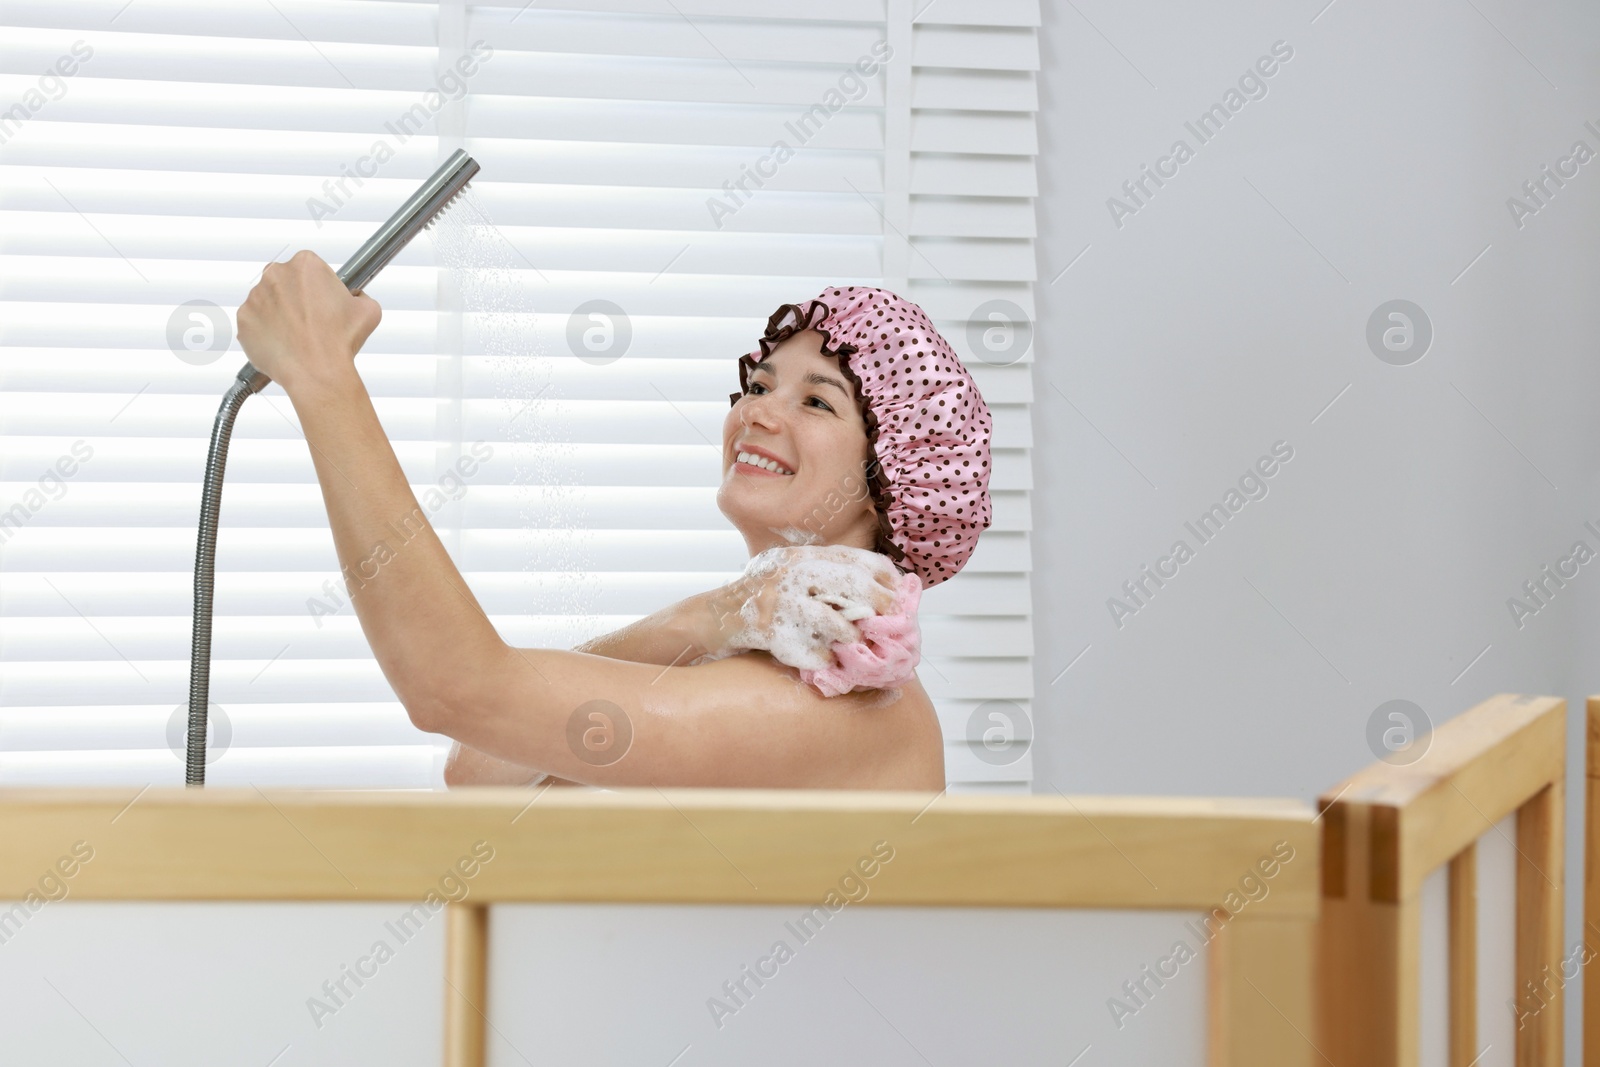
[437,642,943,791]
[446,592,728,787]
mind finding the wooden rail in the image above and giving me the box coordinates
[1583,697,1600,1066]
[1317,693,1566,1066]
[0,785,1319,1065]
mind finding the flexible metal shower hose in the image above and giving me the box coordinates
[185,367,267,785]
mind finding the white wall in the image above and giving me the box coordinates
[1030,2,1600,1061]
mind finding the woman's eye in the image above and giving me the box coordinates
[743,382,831,412]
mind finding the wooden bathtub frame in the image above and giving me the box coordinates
[1317,693,1567,1066]
[1584,697,1600,1065]
[0,786,1318,1065]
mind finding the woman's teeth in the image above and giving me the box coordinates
[736,451,793,475]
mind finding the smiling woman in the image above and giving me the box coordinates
[718,327,883,559]
[238,265,989,792]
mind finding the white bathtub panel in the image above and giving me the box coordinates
[1477,813,1517,1067]
[1418,862,1449,1067]
[0,900,445,1066]
[488,903,1212,1067]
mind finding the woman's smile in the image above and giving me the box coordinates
[732,442,795,478]
[732,459,789,478]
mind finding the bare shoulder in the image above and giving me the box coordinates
[648,651,946,791]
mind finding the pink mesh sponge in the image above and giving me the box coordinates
[799,570,924,698]
[732,286,994,589]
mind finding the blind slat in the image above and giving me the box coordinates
[0,745,438,788]
[0,611,1034,663]
[912,69,1038,112]
[0,527,1035,575]
[1,352,1038,401]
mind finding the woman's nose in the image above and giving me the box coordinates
[740,391,783,431]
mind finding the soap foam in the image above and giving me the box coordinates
[727,546,905,675]
[771,526,822,546]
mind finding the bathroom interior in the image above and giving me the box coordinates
[2,1,1600,1064]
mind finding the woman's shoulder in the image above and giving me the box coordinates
[704,649,927,707]
[690,652,945,789]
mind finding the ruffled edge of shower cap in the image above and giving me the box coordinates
[728,286,994,589]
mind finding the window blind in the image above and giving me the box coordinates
[0,0,1039,792]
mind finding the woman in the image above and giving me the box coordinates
[239,267,992,791]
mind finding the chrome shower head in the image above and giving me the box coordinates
[234,148,480,393]
[337,148,480,293]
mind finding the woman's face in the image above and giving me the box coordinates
[718,329,880,556]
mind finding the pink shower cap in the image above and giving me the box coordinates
[730,286,994,589]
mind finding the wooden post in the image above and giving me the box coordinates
[1210,913,1318,1066]
[1447,844,1477,1067]
[1584,699,1600,1067]
[444,902,488,1067]
[1317,799,1415,1066]
[1515,781,1564,1065]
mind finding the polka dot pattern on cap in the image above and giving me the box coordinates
[729,286,994,589]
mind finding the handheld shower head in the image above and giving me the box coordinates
[185,150,482,785]
[234,148,481,394]
[338,148,480,292]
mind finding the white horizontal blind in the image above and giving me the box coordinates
[0,0,1038,790]
[901,0,1038,790]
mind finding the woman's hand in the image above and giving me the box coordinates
[236,250,382,396]
[695,545,904,670]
